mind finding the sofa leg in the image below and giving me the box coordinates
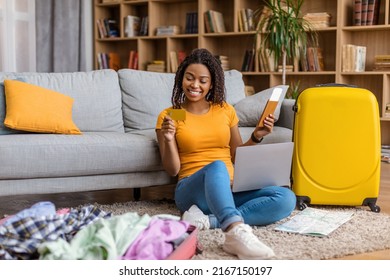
[133,188,141,201]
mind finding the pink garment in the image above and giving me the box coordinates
[56,208,70,215]
[122,217,190,260]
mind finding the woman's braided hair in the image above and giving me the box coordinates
[171,48,226,108]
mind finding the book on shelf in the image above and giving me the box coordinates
[96,18,120,38]
[96,19,107,38]
[169,51,179,73]
[156,25,181,36]
[354,0,362,25]
[169,50,187,72]
[185,12,198,34]
[354,0,380,26]
[241,49,256,72]
[124,15,140,37]
[127,50,139,70]
[97,52,120,70]
[258,48,276,72]
[108,52,120,71]
[274,207,354,237]
[342,44,366,72]
[255,5,272,32]
[139,16,149,36]
[238,8,255,32]
[104,18,119,37]
[204,10,226,33]
[361,0,369,25]
[300,47,325,72]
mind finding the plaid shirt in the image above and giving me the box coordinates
[0,205,111,260]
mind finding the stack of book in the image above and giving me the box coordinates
[215,55,230,71]
[204,10,226,33]
[353,0,381,26]
[303,12,331,28]
[374,55,390,70]
[238,8,255,32]
[156,25,181,36]
[146,60,166,73]
[342,44,366,72]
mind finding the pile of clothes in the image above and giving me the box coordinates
[0,201,192,260]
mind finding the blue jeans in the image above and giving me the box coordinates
[175,160,296,231]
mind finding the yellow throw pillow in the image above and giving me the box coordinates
[3,80,81,134]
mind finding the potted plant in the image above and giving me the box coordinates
[254,0,318,85]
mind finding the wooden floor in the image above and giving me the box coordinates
[0,163,389,260]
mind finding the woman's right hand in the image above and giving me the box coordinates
[161,116,176,142]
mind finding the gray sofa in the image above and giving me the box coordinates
[0,69,294,198]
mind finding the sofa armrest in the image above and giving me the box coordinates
[276,99,295,130]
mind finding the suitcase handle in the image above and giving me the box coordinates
[315,83,358,88]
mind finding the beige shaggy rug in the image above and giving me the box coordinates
[90,199,390,260]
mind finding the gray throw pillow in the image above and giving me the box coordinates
[0,77,25,135]
[118,69,247,131]
[234,85,289,127]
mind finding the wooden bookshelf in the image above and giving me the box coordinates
[93,0,390,145]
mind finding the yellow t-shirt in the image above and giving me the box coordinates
[156,102,239,181]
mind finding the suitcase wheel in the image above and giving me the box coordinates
[368,203,381,213]
[296,196,310,211]
[297,202,307,211]
[363,198,381,213]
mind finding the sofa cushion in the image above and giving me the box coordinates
[118,69,246,131]
[4,80,81,134]
[0,70,124,132]
[0,132,164,180]
[224,69,246,106]
[234,85,289,127]
[119,69,174,131]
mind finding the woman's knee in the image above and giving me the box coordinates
[277,186,297,214]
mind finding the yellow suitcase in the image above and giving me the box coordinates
[291,84,381,212]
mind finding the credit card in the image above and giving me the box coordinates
[168,109,186,121]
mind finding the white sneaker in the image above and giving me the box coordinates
[182,205,210,230]
[223,223,275,259]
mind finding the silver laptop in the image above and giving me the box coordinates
[232,142,294,192]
